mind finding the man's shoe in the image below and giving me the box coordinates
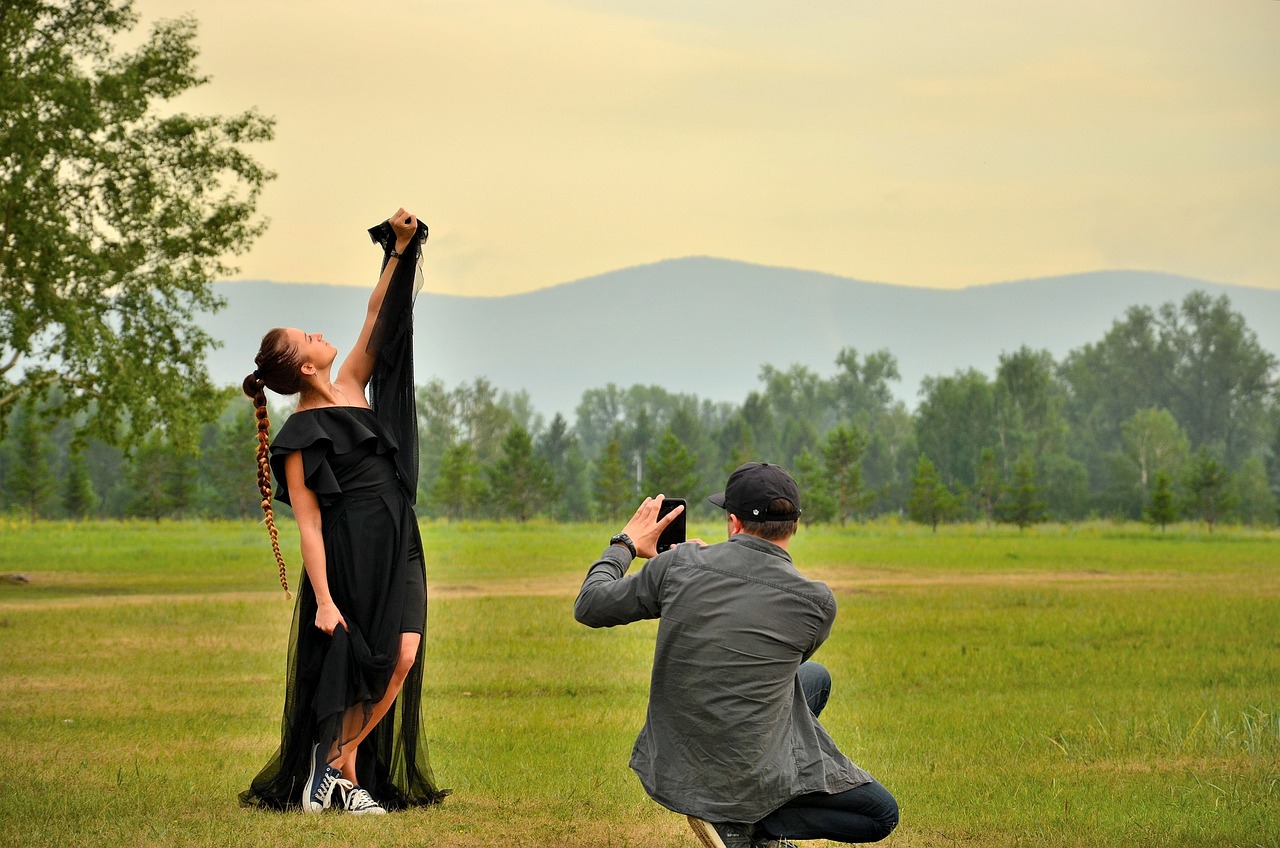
[301,743,352,813]
[687,815,753,848]
[753,838,800,848]
[342,786,388,816]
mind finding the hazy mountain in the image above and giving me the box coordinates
[204,257,1280,418]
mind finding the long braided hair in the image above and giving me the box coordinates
[243,328,304,598]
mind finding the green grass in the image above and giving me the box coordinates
[0,518,1277,847]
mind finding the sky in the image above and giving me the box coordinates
[128,0,1280,297]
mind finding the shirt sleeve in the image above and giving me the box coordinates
[573,545,667,627]
[801,585,837,661]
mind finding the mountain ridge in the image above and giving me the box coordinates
[202,258,1280,418]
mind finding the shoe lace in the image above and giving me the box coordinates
[344,786,383,812]
[316,768,353,803]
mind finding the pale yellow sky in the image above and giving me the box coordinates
[131,0,1280,296]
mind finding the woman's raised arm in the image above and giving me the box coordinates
[336,207,419,392]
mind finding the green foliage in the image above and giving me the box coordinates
[1231,456,1276,527]
[975,446,1000,525]
[192,393,259,519]
[793,447,835,524]
[916,368,999,491]
[432,442,482,520]
[906,454,959,532]
[644,428,700,497]
[484,425,553,522]
[822,423,870,524]
[1061,292,1276,496]
[996,453,1047,530]
[0,0,274,449]
[1144,468,1178,530]
[1182,447,1236,533]
[60,444,97,518]
[592,436,632,522]
[4,397,55,517]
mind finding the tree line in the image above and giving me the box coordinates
[3,290,1278,531]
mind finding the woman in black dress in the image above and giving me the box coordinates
[239,208,446,814]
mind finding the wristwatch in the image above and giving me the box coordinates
[609,532,637,558]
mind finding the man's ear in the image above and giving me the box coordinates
[727,513,744,536]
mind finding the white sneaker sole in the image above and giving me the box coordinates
[301,746,323,813]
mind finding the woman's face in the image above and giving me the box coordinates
[285,327,337,373]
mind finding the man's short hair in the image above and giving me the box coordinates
[739,497,799,541]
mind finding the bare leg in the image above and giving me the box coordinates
[331,632,421,782]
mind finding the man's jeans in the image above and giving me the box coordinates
[753,662,900,843]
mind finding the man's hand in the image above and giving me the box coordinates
[618,495,685,559]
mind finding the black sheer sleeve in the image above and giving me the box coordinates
[365,219,429,503]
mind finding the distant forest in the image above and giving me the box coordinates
[2,290,1278,529]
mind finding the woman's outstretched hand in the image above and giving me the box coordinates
[389,207,417,252]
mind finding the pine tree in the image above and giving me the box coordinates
[484,426,552,522]
[907,455,957,532]
[1182,447,1236,533]
[1144,468,1177,531]
[593,438,633,522]
[126,431,169,520]
[7,399,55,519]
[996,453,1046,531]
[793,448,835,524]
[822,423,869,525]
[645,429,700,498]
[62,446,98,519]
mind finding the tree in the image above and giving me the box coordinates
[975,447,1000,526]
[196,395,258,518]
[0,0,274,449]
[484,426,552,522]
[1060,293,1276,483]
[994,346,1066,465]
[822,423,869,525]
[1182,447,1236,533]
[125,430,169,520]
[996,453,1046,531]
[645,429,700,498]
[5,397,54,518]
[432,442,482,521]
[1144,468,1177,531]
[793,447,835,524]
[831,347,901,428]
[1107,406,1189,517]
[915,369,997,492]
[592,437,632,522]
[906,455,958,532]
[1230,456,1276,527]
[61,444,98,518]
[1041,452,1089,522]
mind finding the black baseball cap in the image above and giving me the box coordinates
[708,462,802,521]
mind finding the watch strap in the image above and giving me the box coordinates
[609,532,637,558]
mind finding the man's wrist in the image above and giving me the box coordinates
[609,532,637,558]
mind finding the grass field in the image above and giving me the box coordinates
[0,517,1277,847]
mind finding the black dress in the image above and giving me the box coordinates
[240,222,447,810]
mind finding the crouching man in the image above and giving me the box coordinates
[574,462,899,848]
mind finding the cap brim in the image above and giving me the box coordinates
[707,491,727,510]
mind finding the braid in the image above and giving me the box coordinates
[245,374,291,599]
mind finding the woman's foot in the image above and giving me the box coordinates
[343,786,388,815]
[301,743,351,813]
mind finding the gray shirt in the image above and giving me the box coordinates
[574,533,872,823]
